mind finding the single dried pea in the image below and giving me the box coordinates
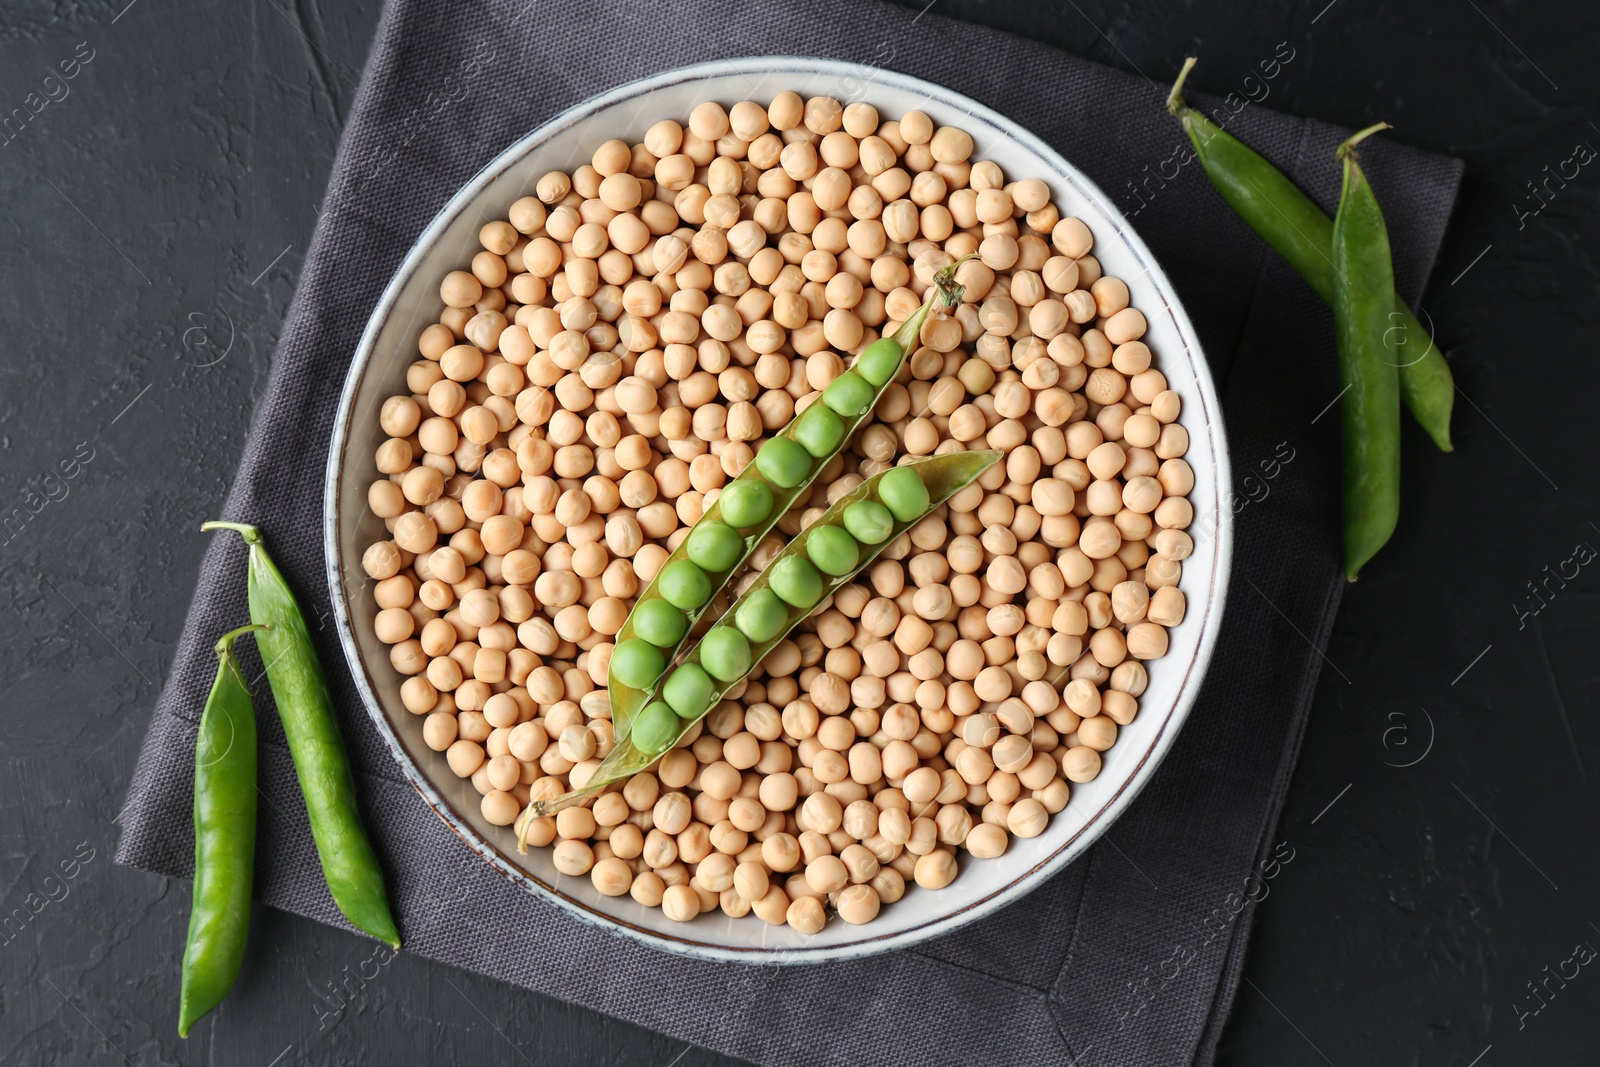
[793,402,846,458]
[770,555,824,608]
[879,465,931,522]
[658,560,712,610]
[686,521,743,572]
[663,663,715,719]
[632,597,687,647]
[700,627,753,682]
[842,500,894,545]
[822,370,875,417]
[754,435,812,488]
[610,638,666,688]
[718,479,774,528]
[806,525,860,577]
[735,588,789,643]
[632,701,680,755]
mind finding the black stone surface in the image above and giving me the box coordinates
[2,1,1594,1064]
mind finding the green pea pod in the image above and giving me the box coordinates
[1332,125,1403,579]
[203,522,401,949]
[178,622,267,1038]
[608,256,973,743]
[1167,58,1454,452]
[521,450,1000,839]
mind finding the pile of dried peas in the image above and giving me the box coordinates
[361,91,1196,933]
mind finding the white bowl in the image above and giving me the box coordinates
[326,56,1232,964]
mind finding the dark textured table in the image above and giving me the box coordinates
[3,1,1594,1064]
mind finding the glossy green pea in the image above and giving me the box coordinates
[700,627,752,682]
[769,555,824,609]
[854,337,903,388]
[658,559,712,610]
[822,371,875,417]
[609,639,666,688]
[806,525,859,577]
[686,521,743,572]
[879,465,931,522]
[754,436,812,488]
[793,401,846,458]
[631,701,680,755]
[632,597,687,647]
[735,588,789,643]
[663,663,714,720]
[842,500,895,545]
[718,479,774,529]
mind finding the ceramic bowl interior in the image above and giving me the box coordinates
[327,56,1232,963]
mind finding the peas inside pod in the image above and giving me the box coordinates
[521,450,1002,843]
[604,254,975,747]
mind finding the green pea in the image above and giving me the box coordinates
[632,701,681,755]
[658,560,712,611]
[754,436,812,488]
[662,663,714,720]
[609,638,665,687]
[854,337,904,388]
[793,402,846,458]
[719,478,774,529]
[769,555,824,609]
[806,524,859,577]
[735,588,789,643]
[879,465,931,522]
[700,627,752,682]
[686,521,743,572]
[842,500,895,545]
[632,597,687,647]
[822,370,875,417]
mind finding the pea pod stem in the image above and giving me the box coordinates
[178,622,268,1037]
[202,521,402,949]
[1331,126,1403,579]
[1168,58,1454,451]
[608,256,972,743]
[519,450,1001,843]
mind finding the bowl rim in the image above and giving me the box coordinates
[325,54,1233,965]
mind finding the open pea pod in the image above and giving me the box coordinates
[519,449,1000,840]
[607,256,974,743]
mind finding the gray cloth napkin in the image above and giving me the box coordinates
[115,1,1464,1063]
